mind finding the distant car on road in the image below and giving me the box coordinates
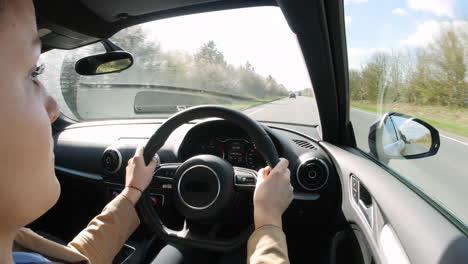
[289,92,296,99]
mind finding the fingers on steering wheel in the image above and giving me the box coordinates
[261,167,270,179]
[275,158,289,171]
[134,145,144,156]
[147,155,158,169]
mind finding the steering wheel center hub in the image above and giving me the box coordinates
[178,165,221,209]
[173,155,236,220]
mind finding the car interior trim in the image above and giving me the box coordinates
[321,142,468,263]
[277,0,341,144]
[380,224,410,264]
[55,166,103,181]
[355,148,468,236]
[266,125,321,143]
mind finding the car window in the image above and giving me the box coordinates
[39,7,320,136]
[345,0,468,225]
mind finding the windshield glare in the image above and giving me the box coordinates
[40,7,319,128]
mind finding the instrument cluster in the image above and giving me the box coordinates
[188,138,267,170]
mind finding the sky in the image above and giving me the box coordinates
[126,0,468,91]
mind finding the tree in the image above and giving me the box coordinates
[265,75,287,96]
[360,52,390,102]
[299,88,314,97]
[238,62,267,97]
[349,21,468,109]
[349,69,364,100]
[194,41,226,66]
[430,28,466,107]
[193,41,230,90]
[158,50,192,87]
[385,52,406,103]
[408,49,439,104]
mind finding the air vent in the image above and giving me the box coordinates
[292,139,317,150]
[296,158,329,191]
[102,148,122,174]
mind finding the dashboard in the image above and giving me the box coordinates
[54,119,337,201]
[39,118,342,264]
[47,118,340,262]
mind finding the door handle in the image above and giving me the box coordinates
[351,175,374,229]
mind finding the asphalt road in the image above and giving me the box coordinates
[244,96,468,225]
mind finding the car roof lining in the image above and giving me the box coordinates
[80,0,222,22]
[35,0,276,51]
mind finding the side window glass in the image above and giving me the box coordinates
[345,1,468,225]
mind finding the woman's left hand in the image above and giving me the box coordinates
[121,146,158,206]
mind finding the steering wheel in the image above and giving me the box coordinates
[137,105,280,252]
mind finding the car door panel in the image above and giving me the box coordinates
[320,142,468,264]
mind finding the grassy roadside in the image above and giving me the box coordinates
[351,101,468,138]
[226,97,286,110]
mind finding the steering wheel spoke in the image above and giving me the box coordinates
[151,163,181,191]
[164,219,190,238]
[234,167,257,191]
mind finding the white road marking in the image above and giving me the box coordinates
[247,107,265,116]
[440,134,468,147]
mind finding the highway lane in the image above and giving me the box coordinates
[243,97,320,125]
[242,97,321,137]
[244,96,468,224]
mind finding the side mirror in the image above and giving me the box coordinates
[75,51,133,76]
[368,112,440,161]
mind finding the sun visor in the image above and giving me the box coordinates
[80,0,221,22]
[38,24,100,51]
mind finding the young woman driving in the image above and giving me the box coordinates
[0,0,293,263]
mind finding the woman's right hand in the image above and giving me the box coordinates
[253,158,294,229]
[121,146,158,206]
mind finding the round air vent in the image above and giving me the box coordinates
[102,148,122,174]
[296,158,329,191]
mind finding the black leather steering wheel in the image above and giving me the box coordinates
[137,105,280,252]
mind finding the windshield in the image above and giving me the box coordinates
[40,7,319,129]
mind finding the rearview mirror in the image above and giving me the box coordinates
[368,112,440,161]
[75,51,133,76]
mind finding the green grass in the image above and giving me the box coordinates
[351,102,380,112]
[351,101,468,138]
[255,97,284,102]
[417,117,468,138]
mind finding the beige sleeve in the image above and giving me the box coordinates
[67,195,140,264]
[247,225,290,264]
